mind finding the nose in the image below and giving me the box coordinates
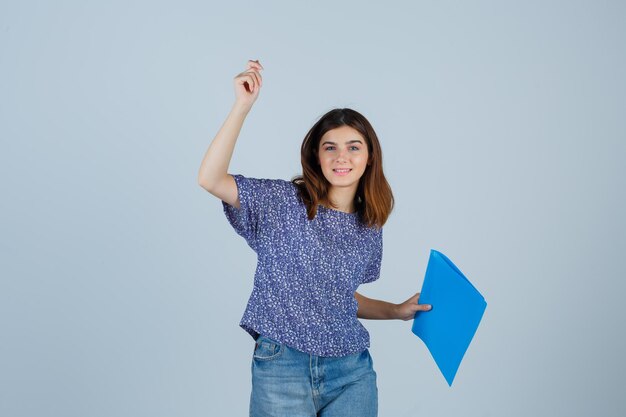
[336,148,348,163]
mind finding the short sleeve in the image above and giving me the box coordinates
[361,227,383,284]
[222,174,280,252]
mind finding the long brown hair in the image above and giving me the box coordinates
[291,108,394,229]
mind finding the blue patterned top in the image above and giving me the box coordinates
[222,174,383,357]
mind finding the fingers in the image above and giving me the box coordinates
[236,60,263,93]
[247,59,264,70]
[235,71,260,93]
[246,72,259,92]
[235,75,254,93]
[248,60,264,86]
[415,303,432,311]
[248,69,262,89]
[246,60,263,86]
[410,292,432,311]
[404,292,420,305]
[401,303,431,320]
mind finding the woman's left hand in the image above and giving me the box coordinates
[394,292,432,321]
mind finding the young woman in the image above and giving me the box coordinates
[198,59,432,417]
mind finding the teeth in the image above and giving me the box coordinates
[334,169,351,172]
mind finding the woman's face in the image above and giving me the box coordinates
[317,125,370,190]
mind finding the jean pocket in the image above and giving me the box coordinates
[253,336,283,361]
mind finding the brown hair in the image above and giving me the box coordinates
[291,108,394,229]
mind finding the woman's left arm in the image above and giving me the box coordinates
[355,292,432,320]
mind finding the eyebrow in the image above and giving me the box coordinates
[321,140,364,146]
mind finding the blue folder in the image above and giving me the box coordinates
[411,249,487,386]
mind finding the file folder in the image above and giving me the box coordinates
[411,249,487,386]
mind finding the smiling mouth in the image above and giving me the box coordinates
[332,168,352,177]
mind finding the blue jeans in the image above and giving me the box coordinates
[249,335,378,417]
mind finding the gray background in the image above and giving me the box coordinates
[1,1,625,416]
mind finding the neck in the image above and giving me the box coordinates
[325,185,357,213]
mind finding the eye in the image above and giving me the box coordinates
[349,146,360,151]
[325,146,335,151]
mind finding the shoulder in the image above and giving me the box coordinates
[231,174,292,192]
[231,174,299,203]
[358,220,383,238]
[371,225,383,244]
[364,224,383,254]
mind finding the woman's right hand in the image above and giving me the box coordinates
[233,59,264,110]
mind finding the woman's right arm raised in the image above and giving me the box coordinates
[197,60,264,208]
